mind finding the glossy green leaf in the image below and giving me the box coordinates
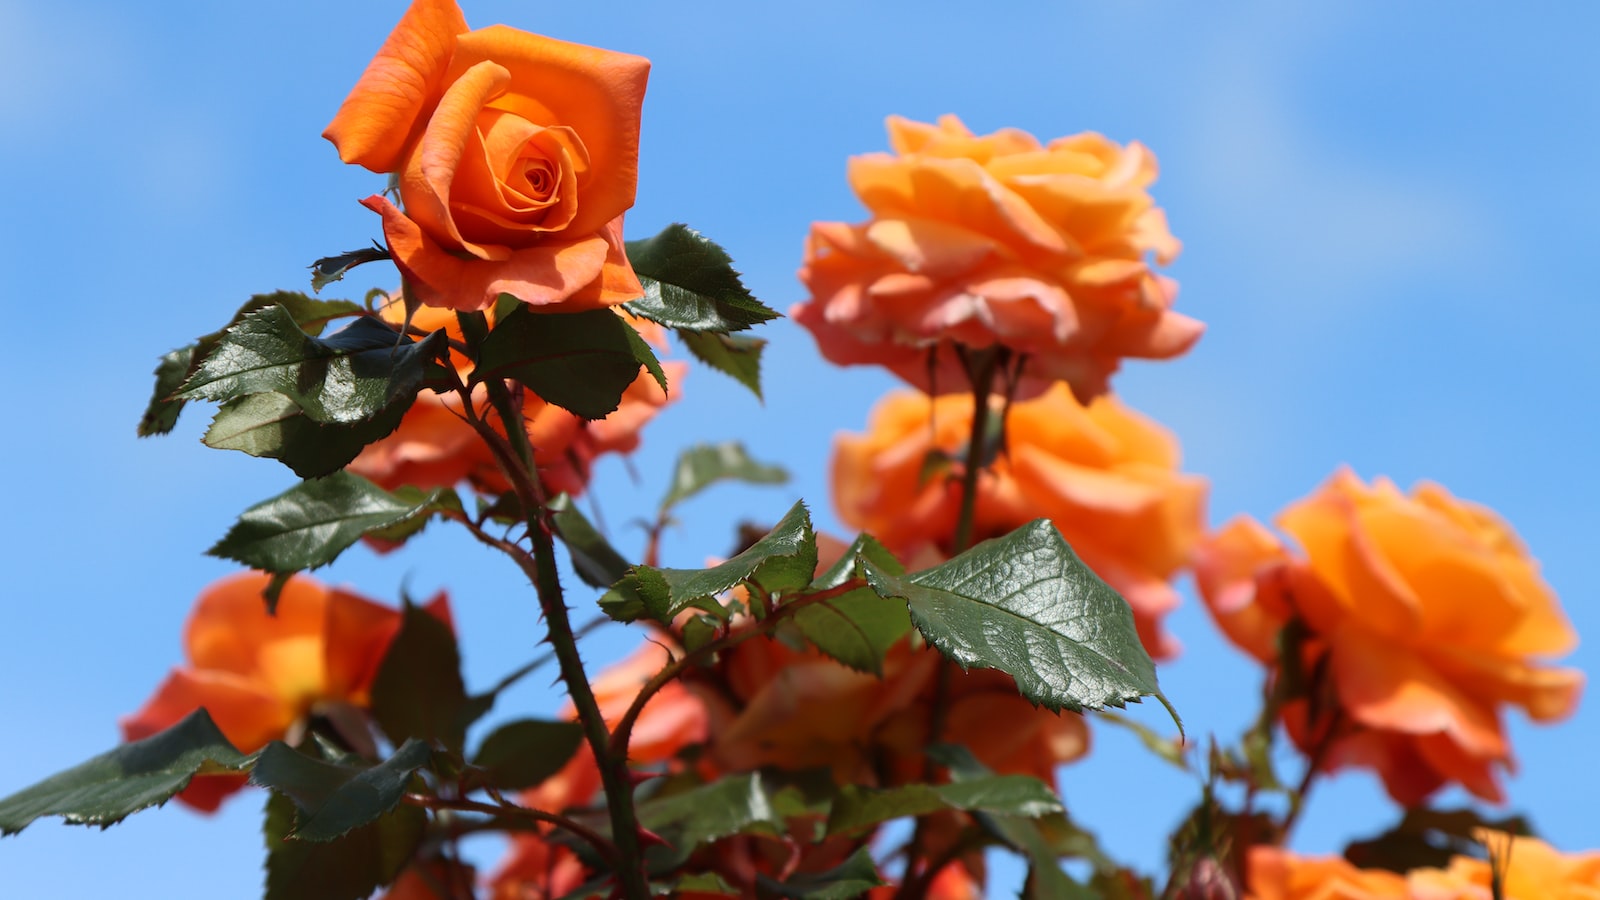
[309,244,391,293]
[757,847,885,899]
[263,789,425,900]
[137,346,196,437]
[600,501,816,623]
[470,719,586,791]
[826,775,1063,837]
[208,473,458,588]
[475,305,661,420]
[863,520,1177,725]
[636,773,783,853]
[201,391,411,479]
[0,710,251,835]
[793,533,912,676]
[251,740,431,842]
[178,307,443,425]
[370,603,468,752]
[623,223,779,332]
[658,442,789,513]
[549,494,632,588]
[678,330,765,400]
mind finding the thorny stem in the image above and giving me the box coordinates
[453,311,652,900]
[1280,707,1345,840]
[402,793,616,864]
[950,348,1002,555]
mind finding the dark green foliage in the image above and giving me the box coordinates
[470,720,586,791]
[549,494,632,588]
[793,533,912,676]
[262,790,425,900]
[250,740,432,842]
[756,847,886,899]
[370,603,468,752]
[658,442,789,513]
[825,776,1063,836]
[622,223,779,332]
[475,305,663,419]
[309,245,391,292]
[678,330,766,399]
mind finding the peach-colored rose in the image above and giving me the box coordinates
[121,572,451,812]
[325,0,649,312]
[346,300,682,499]
[1195,469,1582,804]
[832,385,1205,659]
[794,114,1202,403]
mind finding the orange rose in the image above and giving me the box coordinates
[1407,831,1600,899]
[1195,468,1582,804]
[346,300,682,498]
[325,0,650,312]
[832,385,1206,659]
[121,572,451,811]
[794,114,1202,403]
[1243,847,1409,900]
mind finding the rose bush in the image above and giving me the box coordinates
[1195,468,1583,804]
[325,0,650,312]
[833,384,1205,658]
[793,114,1203,402]
[121,572,451,811]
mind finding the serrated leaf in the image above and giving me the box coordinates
[475,305,658,420]
[309,244,391,293]
[178,307,443,425]
[201,391,411,479]
[208,473,458,585]
[757,847,885,899]
[550,494,632,588]
[263,788,424,900]
[658,442,789,513]
[0,709,251,835]
[251,740,431,842]
[863,520,1176,725]
[470,720,586,791]
[793,534,911,676]
[826,775,1063,837]
[138,346,196,437]
[678,330,765,400]
[636,773,783,852]
[600,501,816,623]
[370,603,467,752]
[623,223,779,332]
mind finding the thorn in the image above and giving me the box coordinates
[636,826,671,849]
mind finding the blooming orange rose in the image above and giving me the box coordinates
[325,0,650,312]
[121,572,451,811]
[346,300,682,499]
[1407,830,1600,899]
[832,385,1205,659]
[794,114,1202,403]
[1195,468,1582,804]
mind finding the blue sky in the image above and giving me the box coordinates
[2,1,1597,896]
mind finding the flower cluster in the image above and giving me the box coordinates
[1247,833,1600,899]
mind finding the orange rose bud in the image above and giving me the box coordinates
[833,385,1206,659]
[1195,468,1583,805]
[325,0,649,312]
[794,114,1202,403]
[120,572,451,812]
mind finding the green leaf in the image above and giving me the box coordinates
[658,441,789,513]
[1094,709,1189,773]
[826,775,1063,837]
[756,847,886,899]
[208,473,458,590]
[178,307,443,425]
[863,520,1177,725]
[370,602,468,752]
[600,501,816,623]
[309,244,391,293]
[137,346,196,437]
[475,305,660,419]
[251,740,431,842]
[793,534,912,676]
[550,494,632,588]
[661,872,739,896]
[636,773,783,853]
[470,719,587,791]
[1344,808,1534,874]
[678,330,765,400]
[201,391,410,480]
[622,223,779,332]
[0,709,251,835]
[263,789,425,900]
[928,745,1092,900]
